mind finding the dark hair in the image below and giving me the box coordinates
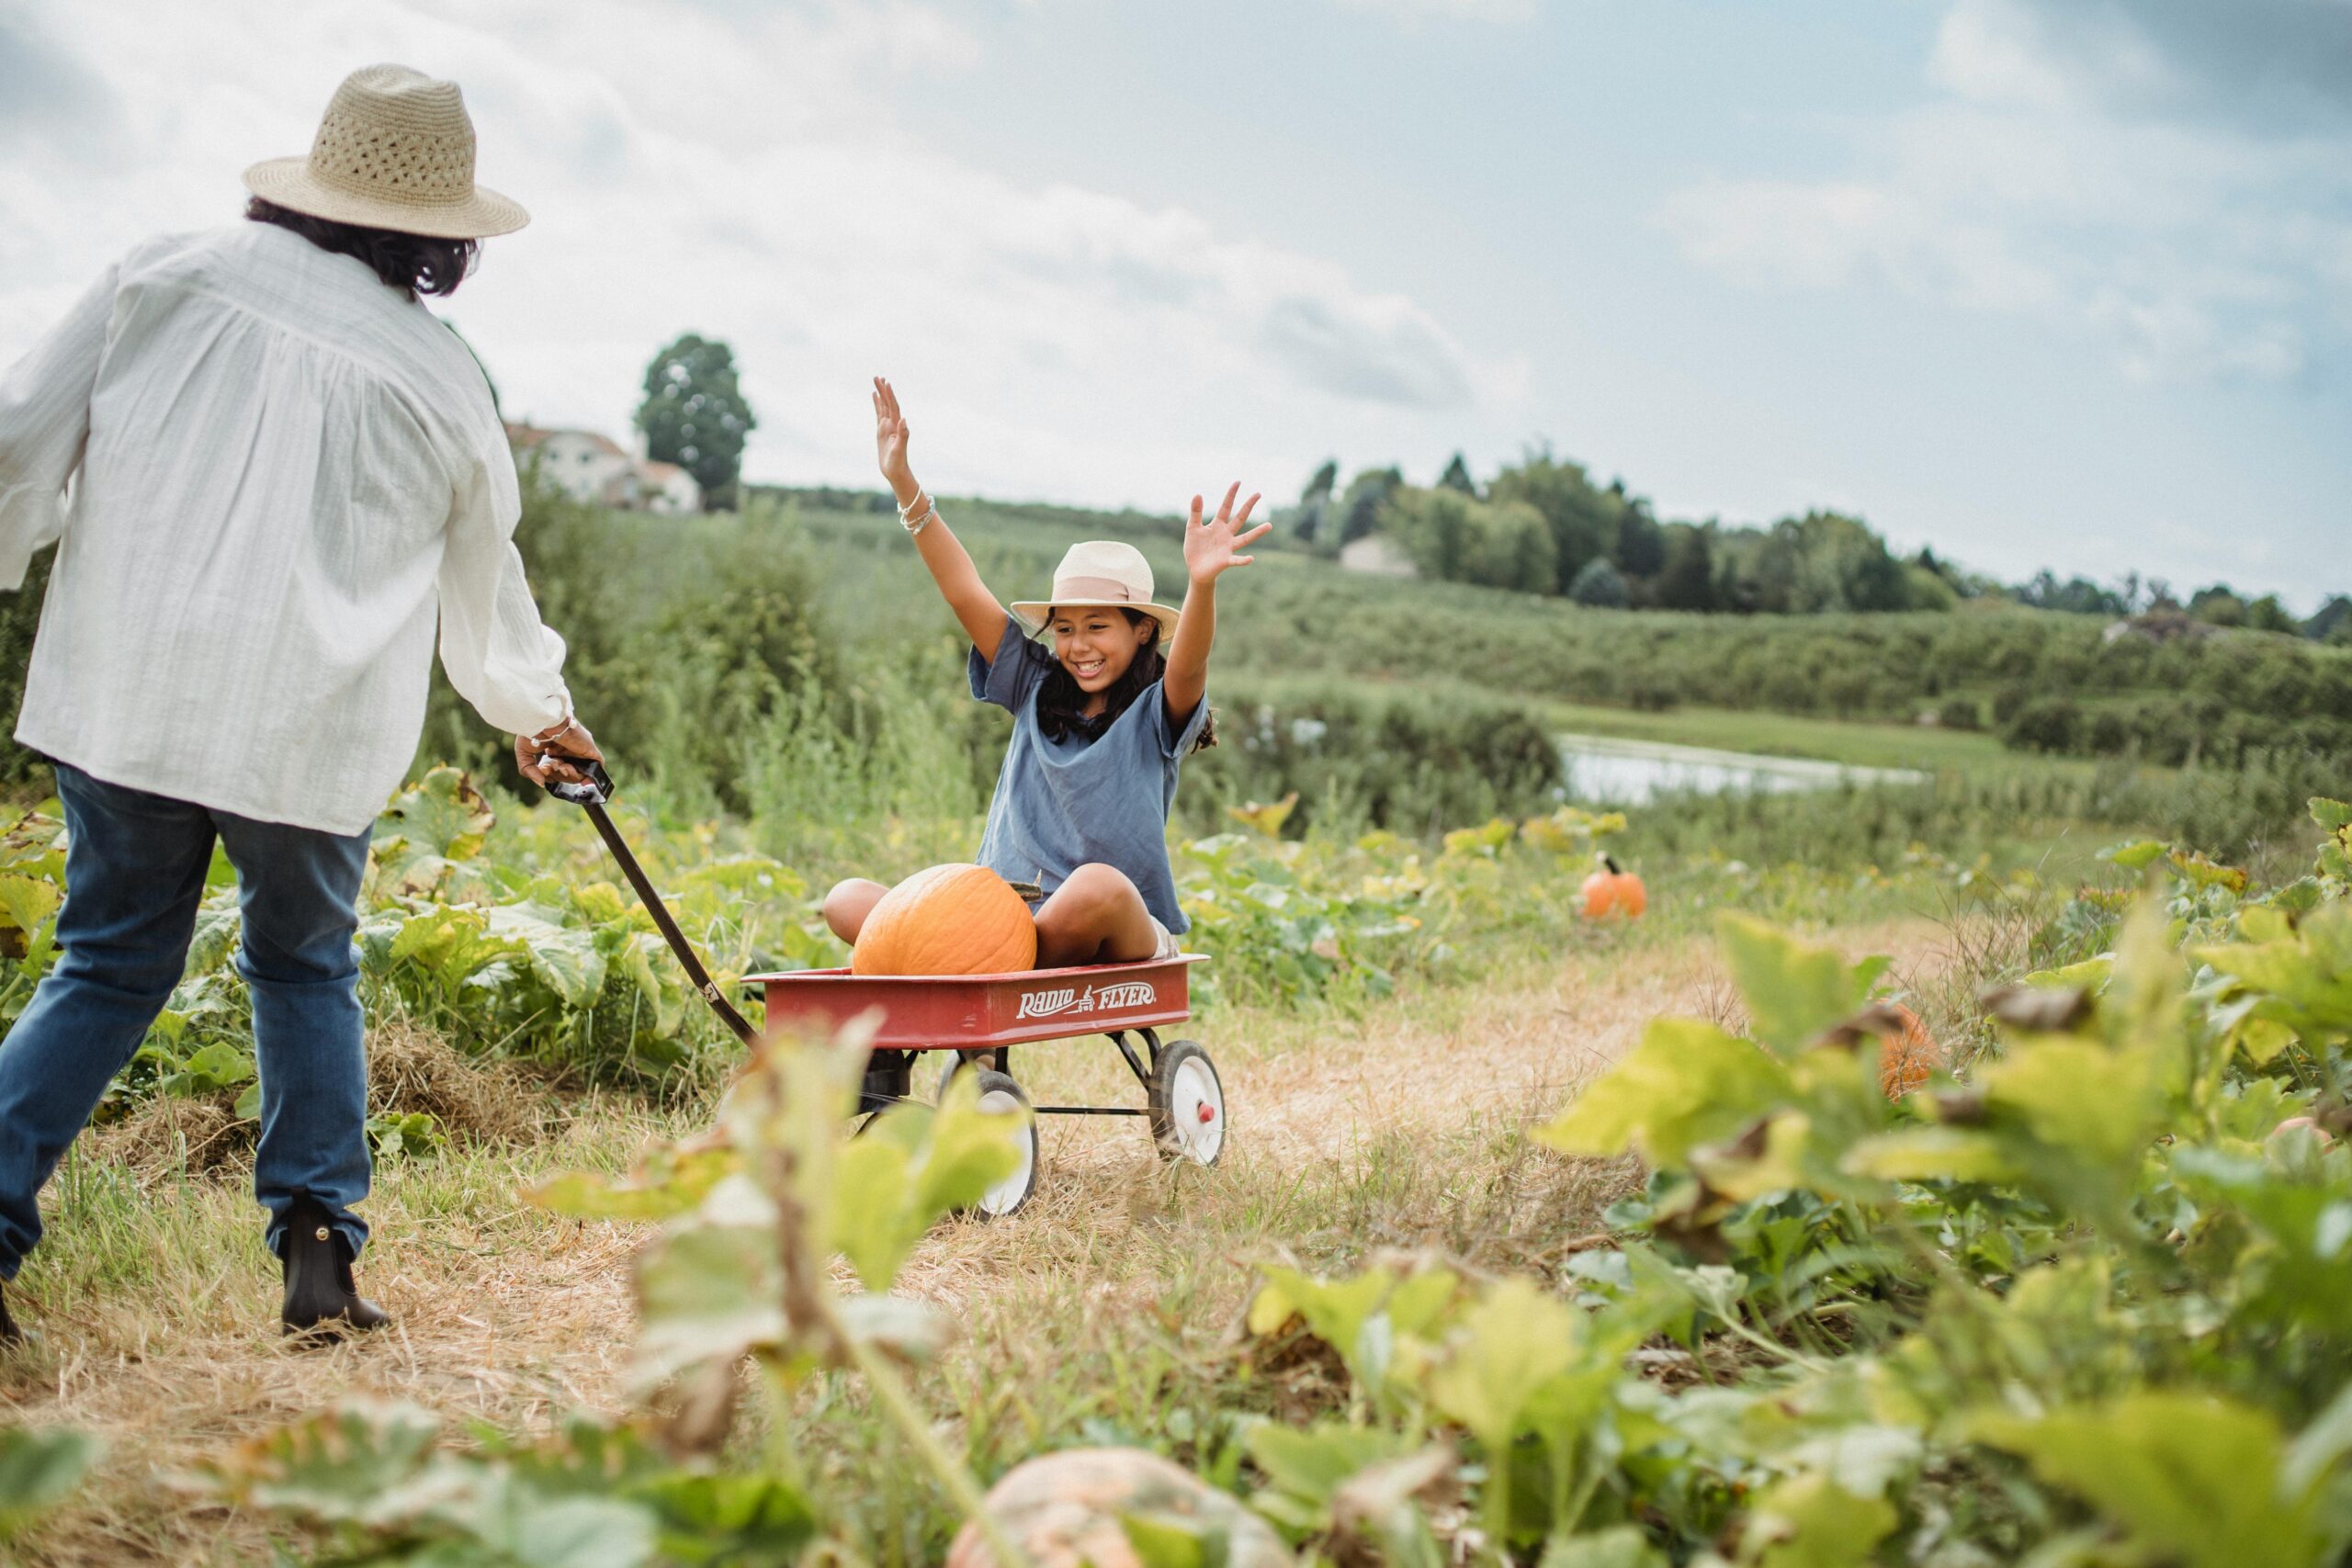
[1035,608,1217,753]
[244,197,477,299]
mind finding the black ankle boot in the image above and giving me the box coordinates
[0,1281,19,1346]
[280,1195,389,1339]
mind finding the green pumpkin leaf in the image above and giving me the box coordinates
[2101,839,2170,872]
[1841,1126,2018,1184]
[829,1134,920,1292]
[0,873,60,940]
[1426,1278,1581,1457]
[1715,914,1888,1055]
[1969,1394,2325,1568]
[489,903,609,1009]
[1535,1017,1792,1166]
[0,1426,102,1539]
[1742,1472,1898,1568]
[193,1401,444,1522]
[1537,1526,1667,1568]
[630,1175,787,1392]
[529,1140,742,1222]
[635,1471,815,1562]
[1120,1509,1227,1568]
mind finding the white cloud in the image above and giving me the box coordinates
[0,0,1500,512]
[1653,0,2352,387]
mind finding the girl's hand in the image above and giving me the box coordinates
[1183,482,1270,588]
[872,377,919,504]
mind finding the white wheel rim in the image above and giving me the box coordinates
[1169,1057,1224,1165]
[976,1088,1035,1216]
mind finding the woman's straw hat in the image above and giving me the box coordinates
[243,64,528,240]
[1012,541,1184,641]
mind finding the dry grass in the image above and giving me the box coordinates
[2,915,1985,1565]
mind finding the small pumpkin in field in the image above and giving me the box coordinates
[944,1448,1290,1568]
[1868,1002,1943,1100]
[2269,1114,2335,1149]
[1580,854,1647,920]
[851,863,1036,976]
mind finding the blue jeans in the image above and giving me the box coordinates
[0,765,373,1276]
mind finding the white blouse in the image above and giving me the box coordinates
[0,222,570,834]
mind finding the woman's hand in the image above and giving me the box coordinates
[872,377,920,506]
[515,716,603,789]
[1183,482,1270,588]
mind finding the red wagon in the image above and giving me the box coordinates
[548,761,1223,1219]
[746,955,1227,1217]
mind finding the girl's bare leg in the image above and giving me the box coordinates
[822,878,890,945]
[1034,863,1159,967]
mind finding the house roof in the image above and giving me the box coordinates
[504,423,628,457]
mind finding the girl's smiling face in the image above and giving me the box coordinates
[1047,606,1154,699]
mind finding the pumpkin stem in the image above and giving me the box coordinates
[1600,853,1622,875]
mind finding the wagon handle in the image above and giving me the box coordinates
[541,757,760,1046]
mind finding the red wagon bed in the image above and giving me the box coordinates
[744,954,1227,1217]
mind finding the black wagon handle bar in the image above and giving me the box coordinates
[542,757,760,1046]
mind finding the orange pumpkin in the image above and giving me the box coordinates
[1580,854,1647,919]
[1871,1003,1943,1100]
[851,863,1036,977]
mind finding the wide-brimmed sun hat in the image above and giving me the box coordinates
[1012,541,1183,641]
[243,64,528,240]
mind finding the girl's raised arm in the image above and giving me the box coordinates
[1164,482,1268,726]
[873,377,1009,657]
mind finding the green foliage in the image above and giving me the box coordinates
[1188,678,1563,839]
[1566,558,1627,609]
[0,1426,101,1540]
[1225,808,2352,1563]
[635,333,755,509]
[1383,487,1556,595]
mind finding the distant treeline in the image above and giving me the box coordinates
[1277,449,2349,640]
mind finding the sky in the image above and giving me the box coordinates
[2,0,2346,609]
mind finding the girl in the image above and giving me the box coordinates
[823,378,1268,967]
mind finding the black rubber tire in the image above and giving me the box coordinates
[1148,1039,1226,1167]
[936,1050,994,1102]
[961,1068,1039,1219]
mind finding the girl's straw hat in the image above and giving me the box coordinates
[243,64,528,240]
[1012,541,1183,641]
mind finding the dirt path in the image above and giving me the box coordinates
[3,914,1982,1564]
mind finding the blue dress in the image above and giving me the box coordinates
[967,615,1209,933]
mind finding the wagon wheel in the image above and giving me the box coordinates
[961,1068,1039,1219]
[936,1050,997,1101]
[1148,1040,1225,1167]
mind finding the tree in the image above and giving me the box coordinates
[1613,505,1666,580]
[636,333,757,510]
[1385,489,1555,594]
[1567,558,1629,608]
[2309,596,2352,643]
[1337,468,1402,547]
[1655,524,1716,611]
[2188,584,2247,627]
[1436,452,1477,496]
[1488,449,1622,598]
[2244,595,2300,635]
[1293,458,1340,546]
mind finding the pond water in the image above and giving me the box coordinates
[1557,733,1928,806]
